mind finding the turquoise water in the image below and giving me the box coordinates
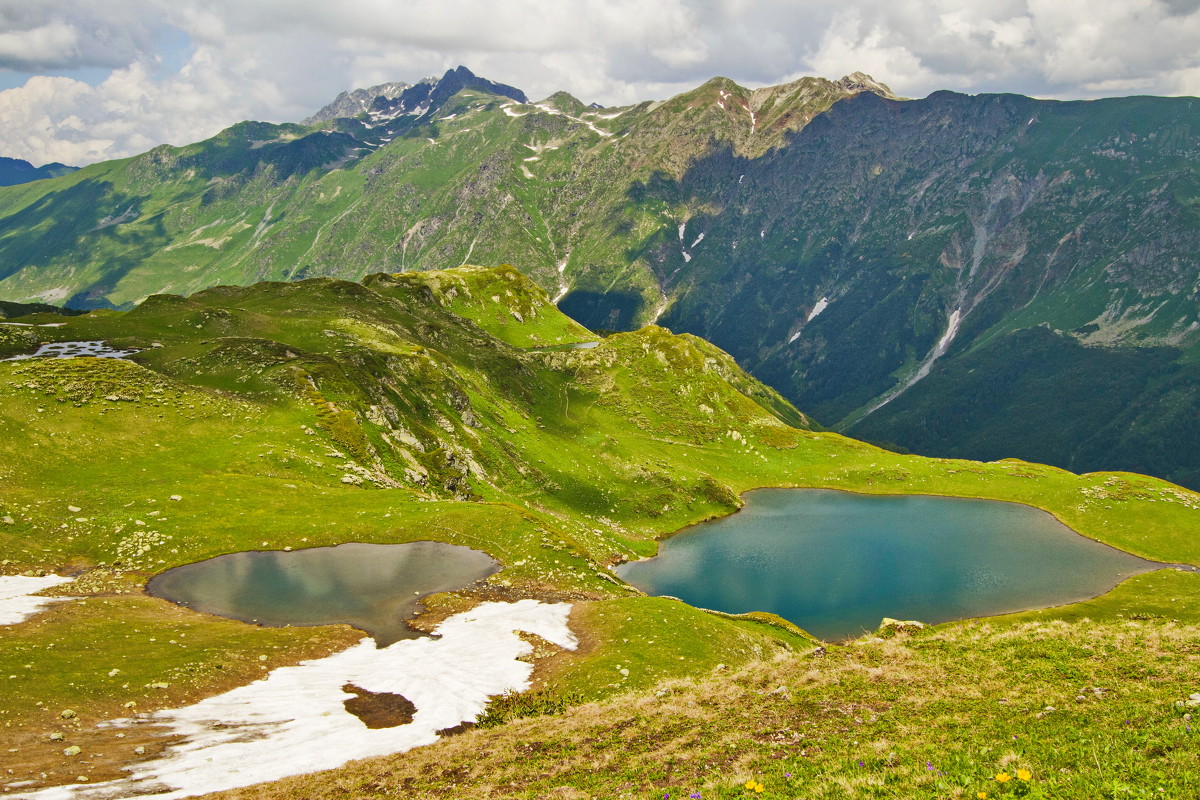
[615,489,1156,640]
[148,541,498,646]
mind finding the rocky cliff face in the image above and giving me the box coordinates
[303,82,411,125]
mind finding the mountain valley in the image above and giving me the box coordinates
[1,63,1200,799]
[0,67,1196,487]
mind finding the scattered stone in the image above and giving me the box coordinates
[134,746,146,755]
[1,516,13,525]
[808,646,827,658]
[149,682,169,689]
[59,710,76,720]
[877,617,926,636]
[1175,693,1200,710]
[169,495,182,501]
[123,701,136,709]
[48,732,64,741]
[63,745,81,756]
[67,506,81,513]
[107,668,120,677]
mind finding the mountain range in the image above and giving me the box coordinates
[0,156,77,187]
[0,66,1196,487]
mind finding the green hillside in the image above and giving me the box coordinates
[0,70,1197,489]
[1,266,1199,795]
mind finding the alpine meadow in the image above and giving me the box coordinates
[2,51,1200,800]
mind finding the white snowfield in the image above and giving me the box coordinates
[0,575,73,625]
[18,600,576,800]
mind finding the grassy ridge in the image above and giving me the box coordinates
[1,266,1198,796]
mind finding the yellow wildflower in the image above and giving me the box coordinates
[995,772,1011,783]
[744,780,755,790]
[978,793,988,799]
[1017,768,1032,781]
[754,783,765,794]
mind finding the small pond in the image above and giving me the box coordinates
[148,541,498,646]
[616,489,1157,640]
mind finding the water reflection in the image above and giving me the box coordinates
[148,541,498,646]
[616,489,1157,640]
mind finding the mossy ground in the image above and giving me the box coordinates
[1,267,1198,796]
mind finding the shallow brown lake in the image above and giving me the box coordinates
[148,541,498,646]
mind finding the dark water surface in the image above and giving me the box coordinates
[148,541,498,646]
[616,489,1157,640]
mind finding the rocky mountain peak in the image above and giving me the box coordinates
[304,66,527,125]
[835,72,897,99]
[303,82,411,125]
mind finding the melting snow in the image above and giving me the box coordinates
[681,251,692,263]
[22,601,576,800]
[862,308,963,417]
[502,104,528,118]
[678,223,686,241]
[0,575,74,625]
[933,308,962,357]
[2,341,139,362]
[690,233,705,248]
[531,104,613,137]
[649,296,670,324]
[788,298,831,343]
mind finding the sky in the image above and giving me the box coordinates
[2,0,1199,167]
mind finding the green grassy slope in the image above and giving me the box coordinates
[2,75,1199,493]
[205,606,1200,800]
[1,266,1198,795]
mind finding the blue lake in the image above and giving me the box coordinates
[615,489,1157,640]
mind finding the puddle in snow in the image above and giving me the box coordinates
[524,340,601,352]
[2,341,139,361]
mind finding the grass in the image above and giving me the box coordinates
[0,266,1198,797]
[197,613,1200,800]
[0,595,359,788]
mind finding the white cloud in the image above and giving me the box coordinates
[0,21,79,70]
[1,0,1199,165]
